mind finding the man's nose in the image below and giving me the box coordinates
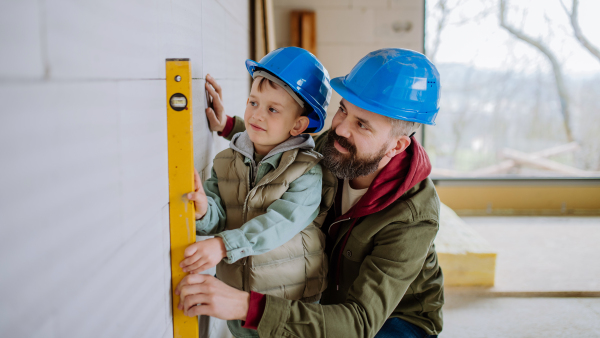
[334,118,352,139]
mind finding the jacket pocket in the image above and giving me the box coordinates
[341,234,373,263]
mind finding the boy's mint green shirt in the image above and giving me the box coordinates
[196,134,323,263]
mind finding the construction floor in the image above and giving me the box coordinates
[441,216,600,337]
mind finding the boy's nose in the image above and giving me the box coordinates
[252,108,267,122]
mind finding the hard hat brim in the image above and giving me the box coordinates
[331,77,437,126]
[246,59,326,133]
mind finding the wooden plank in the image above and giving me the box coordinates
[435,204,496,287]
[290,11,301,48]
[264,0,276,53]
[254,0,266,60]
[165,58,199,338]
[301,11,317,56]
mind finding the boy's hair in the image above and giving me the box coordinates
[255,77,310,116]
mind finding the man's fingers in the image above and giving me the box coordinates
[175,273,211,295]
[182,295,213,317]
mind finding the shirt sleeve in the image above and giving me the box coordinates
[195,167,227,235]
[215,164,323,263]
[221,115,246,141]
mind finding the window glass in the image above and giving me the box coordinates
[425,0,600,178]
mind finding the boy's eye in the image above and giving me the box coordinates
[269,108,278,113]
[249,101,257,106]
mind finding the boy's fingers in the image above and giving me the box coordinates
[206,108,220,125]
[206,74,223,97]
[183,244,199,258]
[194,170,201,191]
[183,257,208,272]
[205,81,220,101]
[190,262,213,274]
[180,252,202,270]
[187,191,205,203]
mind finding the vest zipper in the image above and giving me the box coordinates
[241,164,252,292]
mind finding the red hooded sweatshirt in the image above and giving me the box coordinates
[243,136,432,329]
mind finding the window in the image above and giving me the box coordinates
[424,0,600,179]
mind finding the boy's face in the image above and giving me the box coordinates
[244,77,309,155]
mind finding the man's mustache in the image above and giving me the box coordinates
[329,130,357,155]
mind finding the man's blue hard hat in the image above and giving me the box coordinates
[246,47,332,133]
[331,48,440,125]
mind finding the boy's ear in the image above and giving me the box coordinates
[290,116,310,136]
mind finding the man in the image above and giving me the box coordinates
[177,48,444,338]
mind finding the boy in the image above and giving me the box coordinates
[181,47,335,337]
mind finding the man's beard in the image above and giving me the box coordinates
[321,129,387,180]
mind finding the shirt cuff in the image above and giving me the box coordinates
[241,291,266,330]
[216,229,253,263]
[217,115,234,138]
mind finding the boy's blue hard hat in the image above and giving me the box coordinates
[331,48,440,125]
[246,47,332,133]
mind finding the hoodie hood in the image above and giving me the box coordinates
[230,131,315,164]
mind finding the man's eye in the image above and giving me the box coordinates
[269,108,278,113]
[358,122,367,130]
[339,106,346,114]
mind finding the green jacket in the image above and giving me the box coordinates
[226,117,444,337]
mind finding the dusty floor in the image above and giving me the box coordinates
[441,216,600,337]
[442,294,600,337]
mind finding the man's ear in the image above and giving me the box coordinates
[290,116,310,136]
[385,135,411,158]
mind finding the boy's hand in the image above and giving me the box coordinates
[187,169,208,220]
[205,74,227,133]
[180,237,227,274]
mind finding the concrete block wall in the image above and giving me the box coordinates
[0,1,249,337]
[273,0,424,130]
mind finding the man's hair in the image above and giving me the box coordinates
[388,117,421,137]
[255,76,309,116]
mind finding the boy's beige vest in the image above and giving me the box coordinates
[213,147,336,302]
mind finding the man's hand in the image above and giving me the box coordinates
[205,74,227,133]
[175,274,250,320]
[180,237,227,273]
[187,169,208,220]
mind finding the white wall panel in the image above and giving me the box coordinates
[45,0,163,79]
[0,0,250,337]
[0,0,45,79]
